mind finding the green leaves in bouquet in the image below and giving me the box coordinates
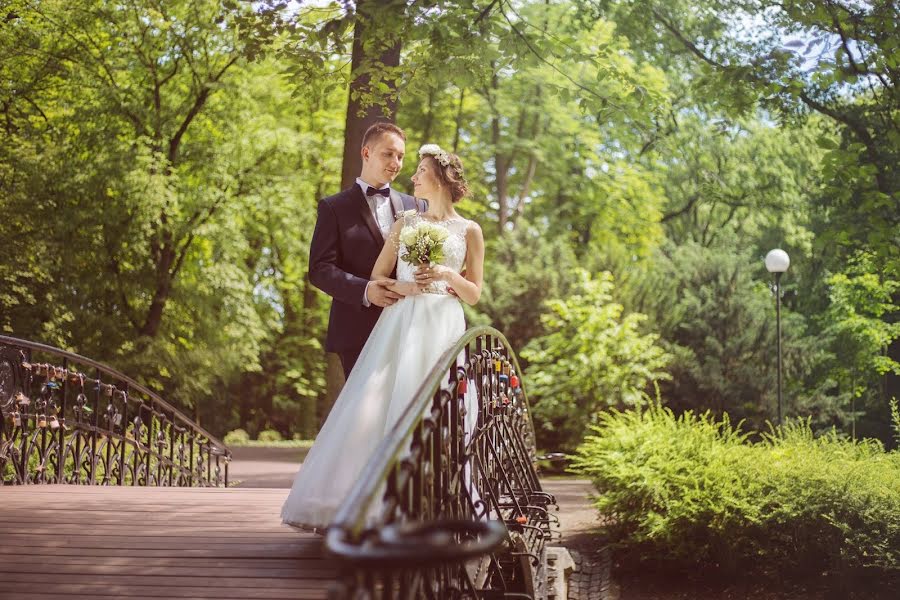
[399,222,449,266]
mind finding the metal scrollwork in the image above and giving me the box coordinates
[326,327,558,599]
[0,348,24,418]
[0,336,230,487]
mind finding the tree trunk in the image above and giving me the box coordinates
[452,88,465,153]
[512,153,537,225]
[339,1,403,189]
[494,125,509,232]
[421,87,435,144]
[489,70,509,233]
[325,0,404,411]
[140,236,175,337]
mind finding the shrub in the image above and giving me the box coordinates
[257,429,283,443]
[522,270,671,452]
[570,404,900,575]
[222,428,250,445]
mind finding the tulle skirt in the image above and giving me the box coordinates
[281,293,465,529]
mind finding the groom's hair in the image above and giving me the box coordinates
[361,122,406,149]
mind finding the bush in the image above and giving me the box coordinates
[222,428,250,445]
[522,270,671,452]
[570,404,900,575]
[257,429,283,443]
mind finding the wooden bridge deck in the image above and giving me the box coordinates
[0,486,335,599]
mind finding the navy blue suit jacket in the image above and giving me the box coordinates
[309,184,423,353]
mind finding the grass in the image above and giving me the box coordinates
[225,439,315,449]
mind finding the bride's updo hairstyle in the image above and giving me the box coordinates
[418,144,469,203]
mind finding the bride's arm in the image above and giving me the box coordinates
[372,220,421,296]
[441,222,485,305]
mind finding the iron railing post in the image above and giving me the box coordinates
[0,336,229,488]
[325,327,554,597]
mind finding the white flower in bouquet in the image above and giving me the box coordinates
[399,222,450,266]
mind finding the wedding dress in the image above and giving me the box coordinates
[281,215,472,529]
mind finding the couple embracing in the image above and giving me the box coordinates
[281,122,485,529]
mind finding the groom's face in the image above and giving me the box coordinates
[361,133,405,187]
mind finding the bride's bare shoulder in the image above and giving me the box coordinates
[464,219,484,240]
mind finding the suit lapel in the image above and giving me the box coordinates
[389,190,404,219]
[355,185,384,246]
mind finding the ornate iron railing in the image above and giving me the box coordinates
[325,327,558,599]
[0,336,229,487]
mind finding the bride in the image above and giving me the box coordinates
[281,144,485,529]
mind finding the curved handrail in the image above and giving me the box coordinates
[0,335,227,451]
[325,326,554,597]
[328,326,535,533]
[0,335,230,486]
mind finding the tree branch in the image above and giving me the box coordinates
[661,194,699,223]
[167,55,238,165]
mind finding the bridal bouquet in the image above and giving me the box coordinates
[399,221,449,265]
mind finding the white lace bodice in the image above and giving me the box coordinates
[396,215,469,295]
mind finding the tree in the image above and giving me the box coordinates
[628,241,841,429]
[821,260,900,441]
[521,270,671,451]
[468,222,582,354]
[0,1,303,425]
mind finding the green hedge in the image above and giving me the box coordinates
[570,404,900,575]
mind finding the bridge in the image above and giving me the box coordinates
[0,330,570,598]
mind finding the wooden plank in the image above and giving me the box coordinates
[0,574,333,589]
[4,596,326,600]
[3,511,288,519]
[0,563,337,579]
[0,546,323,559]
[3,516,289,526]
[0,596,237,600]
[0,525,300,536]
[0,486,340,599]
[0,582,329,599]
[0,535,322,548]
[0,554,322,569]
[0,486,286,496]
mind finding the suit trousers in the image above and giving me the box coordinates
[338,348,363,380]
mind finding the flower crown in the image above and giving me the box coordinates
[418,143,452,167]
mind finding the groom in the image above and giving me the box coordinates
[308,122,424,378]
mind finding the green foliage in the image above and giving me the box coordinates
[0,3,334,438]
[629,242,826,427]
[223,428,251,445]
[256,429,283,443]
[522,270,671,451]
[225,439,315,449]
[818,261,900,440]
[2,0,897,451]
[471,223,582,353]
[892,399,900,448]
[571,405,900,575]
[823,266,900,389]
[597,0,900,277]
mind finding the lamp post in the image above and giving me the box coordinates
[765,249,790,425]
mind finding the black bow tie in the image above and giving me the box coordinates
[366,187,390,197]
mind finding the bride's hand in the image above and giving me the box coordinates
[415,264,453,285]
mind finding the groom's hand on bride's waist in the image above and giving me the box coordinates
[367,278,404,307]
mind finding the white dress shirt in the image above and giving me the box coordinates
[357,178,393,307]
[357,177,394,239]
